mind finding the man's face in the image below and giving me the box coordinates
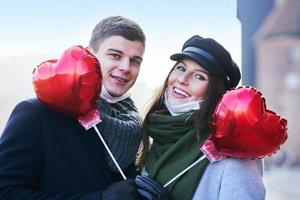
[92,35,145,97]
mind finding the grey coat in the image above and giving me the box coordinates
[193,158,265,200]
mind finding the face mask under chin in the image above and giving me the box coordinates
[164,91,204,116]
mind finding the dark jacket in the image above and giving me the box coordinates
[0,98,136,199]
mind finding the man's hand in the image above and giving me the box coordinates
[102,179,139,200]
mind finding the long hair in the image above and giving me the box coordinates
[136,65,173,170]
[136,63,227,169]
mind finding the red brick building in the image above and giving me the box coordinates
[254,0,300,164]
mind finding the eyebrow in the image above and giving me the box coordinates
[179,61,209,75]
[107,48,143,61]
[107,48,123,54]
[195,68,209,75]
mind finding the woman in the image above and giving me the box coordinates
[136,35,266,200]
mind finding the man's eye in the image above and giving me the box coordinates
[131,59,141,66]
[110,54,121,59]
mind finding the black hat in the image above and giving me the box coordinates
[170,35,241,89]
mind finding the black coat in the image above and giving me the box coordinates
[0,98,136,199]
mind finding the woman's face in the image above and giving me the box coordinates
[166,58,209,106]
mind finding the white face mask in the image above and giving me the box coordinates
[164,91,203,116]
[100,85,130,103]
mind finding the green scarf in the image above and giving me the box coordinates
[144,110,209,200]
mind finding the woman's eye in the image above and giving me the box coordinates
[195,74,206,80]
[176,66,185,72]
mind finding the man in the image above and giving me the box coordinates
[0,16,145,200]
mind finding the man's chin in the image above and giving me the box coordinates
[105,81,132,97]
[107,88,127,97]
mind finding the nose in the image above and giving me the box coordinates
[177,73,189,85]
[118,58,130,72]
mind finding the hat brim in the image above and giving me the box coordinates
[170,52,224,78]
[170,52,198,62]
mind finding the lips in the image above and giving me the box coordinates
[173,87,190,98]
[111,74,129,85]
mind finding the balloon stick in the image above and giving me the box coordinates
[92,125,127,180]
[163,155,205,188]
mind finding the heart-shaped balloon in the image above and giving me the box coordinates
[33,45,102,127]
[205,85,287,160]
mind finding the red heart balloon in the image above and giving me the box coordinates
[208,85,287,159]
[33,45,102,122]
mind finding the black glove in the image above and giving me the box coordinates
[135,175,171,200]
[102,179,139,200]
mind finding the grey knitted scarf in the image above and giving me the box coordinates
[96,97,142,172]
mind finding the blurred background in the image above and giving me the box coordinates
[0,0,299,199]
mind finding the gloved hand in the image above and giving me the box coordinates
[135,175,171,200]
[102,179,139,200]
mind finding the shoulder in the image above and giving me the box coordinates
[204,158,264,185]
[193,158,266,200]
[12,98,47,113]
[0,98,45,151]
[13,98,74,119]
[200,158,264,186]
[6,98,43,124]
[6,98,58,124]
[218,158,264,176]
[218,158,266,199]
[2,98,46,132]
[2,98,67,137]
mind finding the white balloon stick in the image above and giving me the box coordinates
[93,125,127,180]
[163,155,206,188]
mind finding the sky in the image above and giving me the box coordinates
[0,0,241,130]
[0,0,241,89]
